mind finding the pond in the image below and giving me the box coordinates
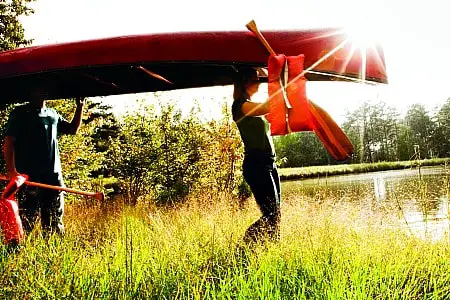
[281,166,450,241]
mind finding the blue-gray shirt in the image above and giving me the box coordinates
[5,103,71,181]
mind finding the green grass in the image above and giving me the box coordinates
[279,158,450,181]
[1,193,450,299]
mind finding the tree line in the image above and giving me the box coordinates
[1,96,446,205]
[275,99,450,167]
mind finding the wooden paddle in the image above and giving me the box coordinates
[246,20,354,161]
[0,175,105,201]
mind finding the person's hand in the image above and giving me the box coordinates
[7,169,24,180]
[75,97,86,107]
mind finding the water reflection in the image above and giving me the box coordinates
[373,175,386,202]
[282,166,449,241]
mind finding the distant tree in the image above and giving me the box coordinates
[376,102,399,161]
[274,132,329,167]
[342,104,367,163]
[396,124,414,161]
[343,101,399,163]
[433,98,450,157]
[404,104,435,159]
[0,0,35,51]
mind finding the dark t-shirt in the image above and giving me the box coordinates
[232,97,275,158]
[5,103,70,183]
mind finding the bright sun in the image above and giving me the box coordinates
[341,22,386,82]
[345,25,381,51]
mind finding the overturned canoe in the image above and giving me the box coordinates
[0,29,387,103]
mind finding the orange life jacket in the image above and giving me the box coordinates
[267,54,354,161]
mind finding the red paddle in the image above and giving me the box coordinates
[0,175,105,201]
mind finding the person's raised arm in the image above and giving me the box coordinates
[241,100,269,117]
[65,97,85,134]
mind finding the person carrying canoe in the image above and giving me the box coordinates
[2,87,85,235]
[232,67,281,244]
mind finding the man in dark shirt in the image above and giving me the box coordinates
[3,89,85,235]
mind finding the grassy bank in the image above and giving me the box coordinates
[1,193,450,299]
[279,158,450,181]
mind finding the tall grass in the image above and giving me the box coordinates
[1,193,450,299]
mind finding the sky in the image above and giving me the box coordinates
[19,0,450,123]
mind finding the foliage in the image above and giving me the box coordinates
[106,102,159,205]
[404,104,435,158]
[0,0,35,51]
[0,92,449,206]
[433,98,450,157]
[85,99,120,177]
[338,99,450,164]
[149,102,206,204]
[274,132,329,167]
[343,101,399,163]
[196,101,244,197]
[0,104,16,174]
[396,123,414,161]
[106,99,239,205]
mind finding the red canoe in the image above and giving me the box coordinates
[0,29,387,103]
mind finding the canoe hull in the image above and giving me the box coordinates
[0,29,387,103]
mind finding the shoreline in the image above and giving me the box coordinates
[278,158,449,181]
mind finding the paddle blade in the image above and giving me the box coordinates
[0,175,26,244]
[1,175,28,200]
[0,199,24,244]
[308,100,354,160]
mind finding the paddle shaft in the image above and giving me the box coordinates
[0,175,104,201]
[246,20,276,55]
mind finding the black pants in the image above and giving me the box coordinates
[242,154,281,243]
[17,173,65,235]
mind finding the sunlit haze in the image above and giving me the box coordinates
[19,0,450,123]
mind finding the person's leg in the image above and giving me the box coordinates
[40,189,65,235]
[269,164,282,239]
[17,187,40,233]
[39,173,65,236]
[272,163,281,203]
[243,160,281,243]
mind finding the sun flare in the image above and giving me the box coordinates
[343,25,382,82]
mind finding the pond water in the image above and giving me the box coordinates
[282,166,450,241]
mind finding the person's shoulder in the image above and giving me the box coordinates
[232,97,249,108]
[44,107,61,117]
[9,103,30,115]
[232,98,250,122]
[45,107,58,113]
[232,97,249,110]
